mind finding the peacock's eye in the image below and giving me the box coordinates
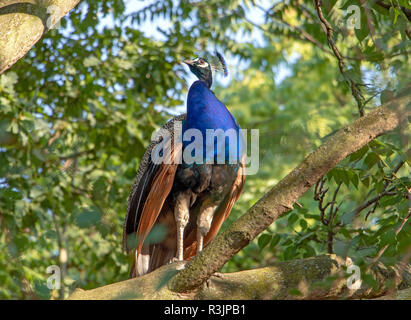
[196,59,208,68]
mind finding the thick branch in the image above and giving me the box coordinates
[68,255,411,300]
[0,0,80,74]
[169,90,410,293]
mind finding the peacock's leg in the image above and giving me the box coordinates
[174,190,191,261]
[196,203,218,253]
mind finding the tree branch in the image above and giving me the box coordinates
[370,210,411,268]
[314,0,366,117]
[0,0,81,74]
[252,4,332,57]
[375,1,411,22]
[68,255,411,300]
[353,156,407,220]
[168,89,410,293]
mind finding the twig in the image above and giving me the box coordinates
[393,244,411,293]
[375,1,411,22]
[58,149,93,161]
[314,0,365,117]
[314,178,330,225]
[314,178,344,253]
[360,1,383,54]
[353,158,407,220]
[370,210,411,268]
[354,189,395,216]
[252,4,333,56]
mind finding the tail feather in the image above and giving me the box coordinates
[132,244,176,277]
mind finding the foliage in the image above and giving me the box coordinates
[0,0,409,299]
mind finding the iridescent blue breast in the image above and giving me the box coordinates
[182,80,244,164]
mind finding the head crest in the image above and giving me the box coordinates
[204,51,228,77]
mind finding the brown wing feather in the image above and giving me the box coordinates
[136,142,182,254]
[205,161,246,241]
[123,114,186,252]
[183,161,246,259]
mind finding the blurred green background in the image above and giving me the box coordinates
[0,0,410,299]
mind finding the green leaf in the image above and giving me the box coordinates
[339,169,350,187]
[380,231,396,247]
[0,72,18,93]
[44,230,57,239]
[323,0,338,14]
[349,146,369,162]
[299,219,308,230]
[270,234,281,248]
[303,244,316,257]
[33,280,51,300]
[364,152,379,169]
[287,213,299,226]
[361,176,370,187]
[333,239,350,258]
[347,170,359,189]
[75,206,102,228]
[354,9,369,42]
[380,89,394,104]
[355,247,376,258]
[340,210,356,225]
[283,245,297,260]
[258,234,272,250]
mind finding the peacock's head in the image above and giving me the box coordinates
[183,52,228,89]
[183,57,212,87]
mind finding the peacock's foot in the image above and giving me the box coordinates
[167,257,187,270]
[167,257,180,264]
[211,272,224,279]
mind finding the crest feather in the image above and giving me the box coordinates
[215,51,228,77]
[204,51,228,77]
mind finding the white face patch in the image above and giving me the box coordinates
[194,58,209,68]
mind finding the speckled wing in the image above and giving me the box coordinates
[123,113,186,253]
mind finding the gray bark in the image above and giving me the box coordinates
[0,0,80,74]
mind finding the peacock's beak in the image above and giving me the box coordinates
[182,59,194,66]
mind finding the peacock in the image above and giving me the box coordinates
[123,52,245,277]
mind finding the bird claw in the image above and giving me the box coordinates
[167,257,187,271]
[167,257,180,264]
[211,272,224,279]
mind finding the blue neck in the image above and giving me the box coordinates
[185,80,238,131]
[182,80,243,163]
